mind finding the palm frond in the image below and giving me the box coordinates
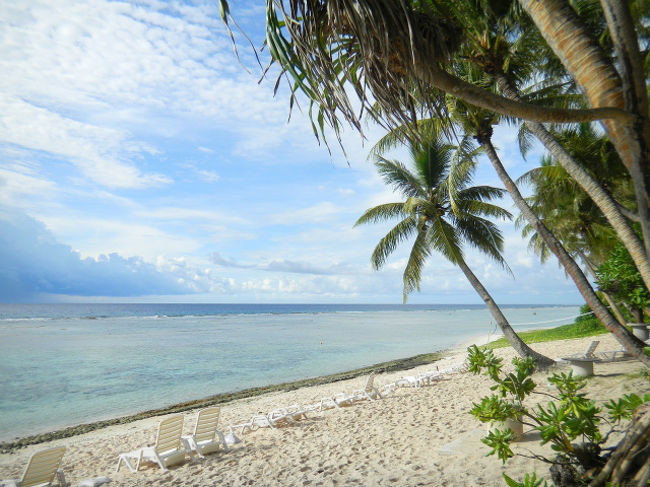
[375,158,424,198]
[265,0,462,146]
[402,227,432,302]
[456,185,507,203]
[428,213,463,265]
[355,203,408,226]
[517,123,534,160]
[455,200,513,221]
[454,216,513,275]
[370,216,418,270]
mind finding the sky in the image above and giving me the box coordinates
[0,0,585,305]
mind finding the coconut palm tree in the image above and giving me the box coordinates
[219,0,650,284]
[441,69,650,366]
[218,0,650,366]
[518,0,650,257]
[517,124,632,269]
[356,134,554,366]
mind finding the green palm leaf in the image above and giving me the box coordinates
[369,216,418,271]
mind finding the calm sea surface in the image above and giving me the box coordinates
[0,303,581,440]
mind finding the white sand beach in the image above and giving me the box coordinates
[1,334,648,487]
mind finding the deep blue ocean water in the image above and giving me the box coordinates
[0,303,581,440]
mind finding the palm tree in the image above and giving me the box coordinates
[219,0,650,284]
[219,0,650,366]
[356,134,554,366]
[518,0,650,257]
[517,124,631,269]
[442,74,650,366]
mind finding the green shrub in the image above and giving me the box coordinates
[467,345,650,486]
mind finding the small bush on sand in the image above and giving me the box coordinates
[467,345,650,486]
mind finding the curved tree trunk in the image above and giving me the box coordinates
[518,0,650,264]
[423,66,630,124]
[496,76,650,294]
[480,138,650,367]
[455,258,554,367]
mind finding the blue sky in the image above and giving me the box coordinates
[0,0,584,304]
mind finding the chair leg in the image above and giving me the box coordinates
[56,469,67,487]
[116,454,137,473]
[216,431,229,452]
[151,451,168,472]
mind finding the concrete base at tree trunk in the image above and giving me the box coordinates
[629,323,649,341]
[565,358,595,377]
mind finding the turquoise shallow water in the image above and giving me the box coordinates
[0,303,580,440]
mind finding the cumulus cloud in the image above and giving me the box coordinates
[0,206,197,300]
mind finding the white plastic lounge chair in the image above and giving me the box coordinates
[319,373,382,409]
[284,404,309,421]
[351,373,382,401]
[116,415,189,472]
[394,375,421,388]
[558,340,600,362]
[266,408,297,427]
[0,446,66,487]
[230,414,274,435]
[182,407,228,459]
[597,348,633,362]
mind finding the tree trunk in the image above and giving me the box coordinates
[495,76,650,294]
[518,0,650,265]
[580,252,628,327]
[425,65,630,124]
[589,404,650,487]
[480,138,650,367]
[455,257,555,367]
[602,292,628,327]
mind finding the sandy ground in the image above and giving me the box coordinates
[1,334,648,486]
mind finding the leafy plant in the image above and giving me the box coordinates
[467,345,650,486]
[596,243,649,323]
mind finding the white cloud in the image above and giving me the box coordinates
[40,215,201,260]
[0,95,170,189]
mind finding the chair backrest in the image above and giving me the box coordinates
[193,407,220,443]
[364,373,376,393]
[155,415,184,453]
[585,341,600,357]
[20,446,65,487]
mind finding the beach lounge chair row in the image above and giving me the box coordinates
[229,404,311,435]
[3,367,469,483]
[386,361,469,391]
[305,373,386,412]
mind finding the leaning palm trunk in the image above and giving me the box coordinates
[496,76,650,294]
[479,136,650,367]
[580,253,628,327]
[518,0,650,263]
[456,258,554,367]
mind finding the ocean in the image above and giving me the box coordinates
[0,303,581,441]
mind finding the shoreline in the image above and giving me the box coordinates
[1,334,643,487]
[1,347,455,452]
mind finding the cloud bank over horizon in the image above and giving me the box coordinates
[0,206,196,301]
